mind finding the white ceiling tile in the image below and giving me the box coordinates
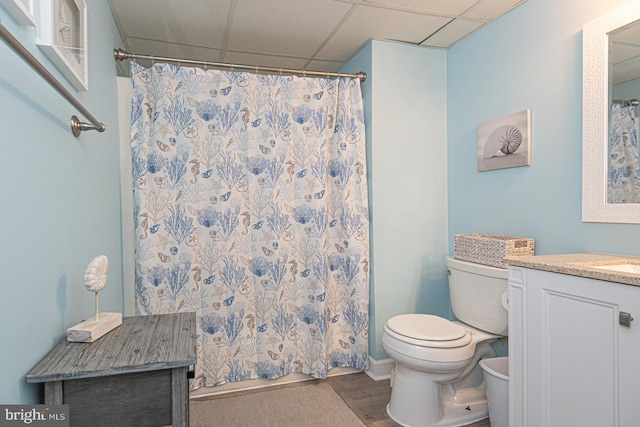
[464,0,524,20]
[223,51,308,70]
[127,38,222,64]
[226,0,353,57]
[612,55,640,85]
[362,0,479,16]
[109,0,230,48]
[305,60,346,73]
[316,4,451,61]
[108,0,527,70]
[610,42,640,65]
[610,20,640,45]
[421,18,484,48]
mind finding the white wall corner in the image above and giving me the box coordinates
[365,356,394,381]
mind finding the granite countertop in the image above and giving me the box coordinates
[506,253,640,286]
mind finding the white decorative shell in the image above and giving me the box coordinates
[83,255,108,293]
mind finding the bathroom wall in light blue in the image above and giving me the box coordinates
[447,0,640,258]
[343,40,448,360]
[0,0,124,403]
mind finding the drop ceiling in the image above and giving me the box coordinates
[610,19,640,86]
[108,0,527,73]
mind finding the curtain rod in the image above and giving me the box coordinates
[113,48,366,82]
[613,98,639,106]
[0,21,105,137]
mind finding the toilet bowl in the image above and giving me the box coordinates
[382,257,508,427]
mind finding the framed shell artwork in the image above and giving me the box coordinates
[0,0,36,26]
[477,109,531,172]
[36,0,88,90]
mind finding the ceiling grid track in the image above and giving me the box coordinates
[219,0,238,62]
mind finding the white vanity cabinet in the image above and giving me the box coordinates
[509,266,640,427]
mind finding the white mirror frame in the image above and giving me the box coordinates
[583,1,640,223]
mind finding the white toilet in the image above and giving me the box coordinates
[382,257,508,427]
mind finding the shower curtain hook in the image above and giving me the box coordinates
[279,68,283,76]
[302,70,306,78]
[151,55,155,65]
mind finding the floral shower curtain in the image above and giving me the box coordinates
[608,103,640,203]
[130,61,369,388]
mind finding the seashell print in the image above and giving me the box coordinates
[259,144,270,154]
[83,255,108,293]
[183,125,198,138]
[287,330,300,341]
[157,140,170,151]
[139,293,150,307]
[186,233,199,246]
[499,126,523,154]
[483,124,524,158]
[237,75,249,87]
[239,282,252,295]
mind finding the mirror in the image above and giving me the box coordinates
[583,1,640,223]
[609,20,640,204]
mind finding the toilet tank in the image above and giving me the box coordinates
[446,257,508,336]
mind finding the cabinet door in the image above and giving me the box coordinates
[523,269,640,427]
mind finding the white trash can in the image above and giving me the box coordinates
[479,357,508,427]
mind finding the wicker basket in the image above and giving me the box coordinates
[454,234,535,268]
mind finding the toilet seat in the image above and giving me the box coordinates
[385,314,472,348]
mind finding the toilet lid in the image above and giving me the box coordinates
[386,314,468,341]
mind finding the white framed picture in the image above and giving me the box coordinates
[0,0,36,26]
[36,0,88,91]
[477,109,531,172]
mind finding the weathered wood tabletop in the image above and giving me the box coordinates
[26,312,197,427]
[27,312,196,382]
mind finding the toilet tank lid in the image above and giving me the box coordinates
[386,314,467,341]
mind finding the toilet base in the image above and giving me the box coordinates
[387,363,490,427]
[388,400,489,427]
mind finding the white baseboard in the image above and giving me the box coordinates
[365,356,394,381]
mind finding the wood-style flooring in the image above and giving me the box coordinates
[193,372,491,426]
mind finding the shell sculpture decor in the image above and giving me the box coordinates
[84,255,108,320]
[67,255,122,342]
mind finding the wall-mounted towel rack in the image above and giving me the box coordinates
[0,21,105,136]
